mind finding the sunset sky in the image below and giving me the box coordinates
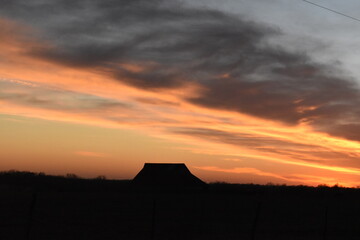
[2,0,360,187]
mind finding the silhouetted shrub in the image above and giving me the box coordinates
[66,173,79,179]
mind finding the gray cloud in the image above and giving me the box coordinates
[171,127,315,150]
[2,0,360,140]
[0,80,131,112]
[170,127,360,168]
[135,97,180,106]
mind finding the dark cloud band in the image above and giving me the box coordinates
[1,0,360,140]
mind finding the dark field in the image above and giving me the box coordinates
[1,172,360,240]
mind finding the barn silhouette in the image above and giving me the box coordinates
[132,163,206,191]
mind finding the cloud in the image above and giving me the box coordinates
[0,78,184,128]
[1,0,360,142]
[135,97,180,106]
[195,165,290,180]
[169,126,360,172]
[170,127,314,149]
[0,78,131,112]
[195,165,344,185]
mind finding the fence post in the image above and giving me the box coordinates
[251,201,262,240]
[151,199,157,240]
[323,204,328,240]
[26,192,37,240]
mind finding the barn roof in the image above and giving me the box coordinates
[132,163,206,190]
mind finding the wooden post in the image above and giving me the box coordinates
[26,192,37,240]
[151,200,157,240]
[251,201,262,240]
[323,204,328,240]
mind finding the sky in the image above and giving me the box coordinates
[2,0,360,187]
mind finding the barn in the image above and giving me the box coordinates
[132,163,206,191]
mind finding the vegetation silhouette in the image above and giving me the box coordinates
[1,170,360,240]
[0,170,130,192]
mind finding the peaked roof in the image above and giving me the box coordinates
[132,163,206,188]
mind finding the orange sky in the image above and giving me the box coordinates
[2,2,360,187]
